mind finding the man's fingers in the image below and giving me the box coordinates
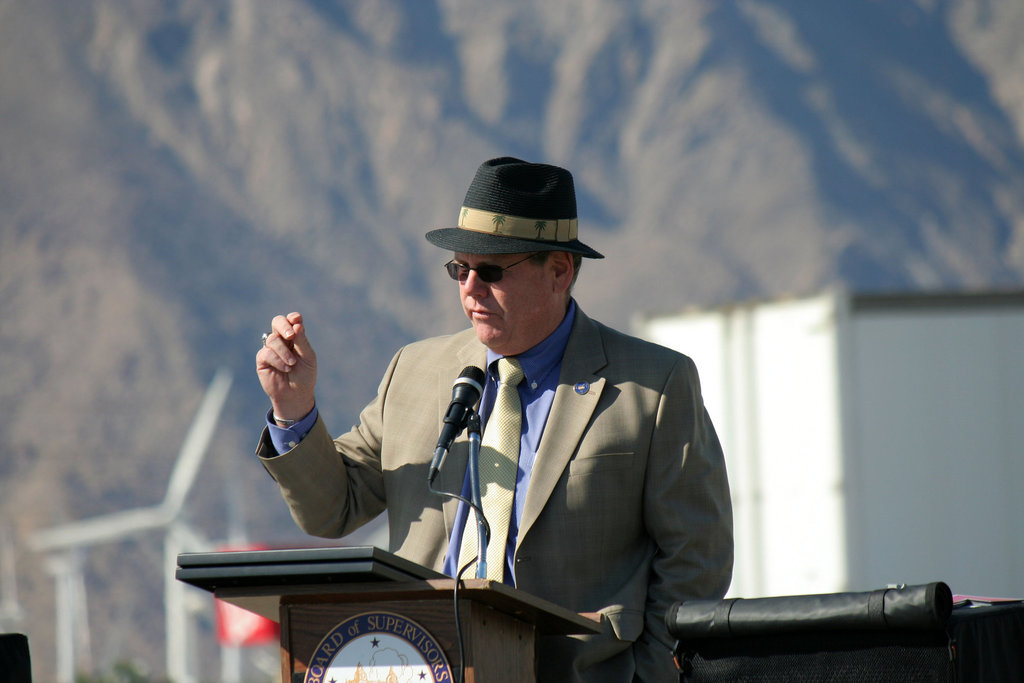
[271,313,300,341]
[265,314,302,365]
[287,323,316,362]
[260,312,316,371]
[256,343,291,373]
[260,333,295,368]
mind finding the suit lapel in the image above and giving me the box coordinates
[518,310,607,547]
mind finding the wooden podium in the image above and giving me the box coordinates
[177,546,601,682]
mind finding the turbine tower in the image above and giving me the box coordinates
[0,524,26,630]
[31,368,233,683]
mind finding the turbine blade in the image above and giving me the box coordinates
[163,367,233,514]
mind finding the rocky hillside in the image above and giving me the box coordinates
[2,0,1024,678]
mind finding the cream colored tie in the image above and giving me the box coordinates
[458,357,524,581]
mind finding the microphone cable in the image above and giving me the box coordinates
[427,467,490,683]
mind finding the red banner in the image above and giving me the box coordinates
[215,598,279,647]
[213,544,280,647]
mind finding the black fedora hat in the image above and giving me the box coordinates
[425,157,604,258]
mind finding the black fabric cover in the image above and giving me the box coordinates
[667,585,1024,682]
[948,601,1024,682]
[675,629,953,683]
[0,634,31,683]
[666,582,952,639]
[668,584,956,683]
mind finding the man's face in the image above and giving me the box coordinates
[453,251,574,356]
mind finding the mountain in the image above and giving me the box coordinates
[2,0,1024,678]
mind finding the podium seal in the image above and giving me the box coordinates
[303,611,453,683]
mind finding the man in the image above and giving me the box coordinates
[256,157,733,681]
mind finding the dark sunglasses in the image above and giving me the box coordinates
[444,253,538,283]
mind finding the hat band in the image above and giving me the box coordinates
[458,206,579,243]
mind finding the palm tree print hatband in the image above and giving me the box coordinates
[425,157,604,258]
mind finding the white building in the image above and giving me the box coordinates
[636,289,1024,600]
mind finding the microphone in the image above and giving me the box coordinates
[428,366,485,483]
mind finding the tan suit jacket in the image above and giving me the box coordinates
[258,308,733,681]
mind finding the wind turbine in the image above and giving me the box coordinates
[0,524,26,630]
[31,367,233,683]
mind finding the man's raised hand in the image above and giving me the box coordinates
[256,312,317,424]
